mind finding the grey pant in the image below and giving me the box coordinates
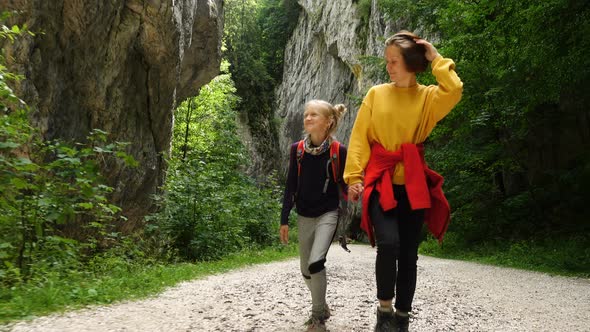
[297,210,338,316]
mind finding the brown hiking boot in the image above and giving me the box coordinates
[322,304,331,320]
[305,304,331,324]
[305,316,326,332]
[304,305,330,332]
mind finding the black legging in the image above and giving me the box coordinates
[370,185,424,312]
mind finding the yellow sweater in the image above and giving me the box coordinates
[344,55,463,185]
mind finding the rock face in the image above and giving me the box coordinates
[2,0,223,229]
[275,0,410,235]
[276,0,400,162]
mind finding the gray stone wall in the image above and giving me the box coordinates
[275,0,400,169]
[2,0,223,229]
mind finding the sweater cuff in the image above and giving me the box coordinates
[431,54,443,66]
[346,178,364,186]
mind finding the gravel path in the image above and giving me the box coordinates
[5,244,590,332]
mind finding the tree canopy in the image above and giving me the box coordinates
[378,0,590,261]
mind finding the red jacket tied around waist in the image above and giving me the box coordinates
[361,143,450,246]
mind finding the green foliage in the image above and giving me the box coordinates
[378,0,590,250]
[355,0,373,50]
[258,0,301,82]
[0,10,290,323]
[223,0,300,168]
[147,68,282,261]
[421,233,590,277]
[359,55,388,84]
[356,0,373,21]
[0,244,298,322]
[0,119,135,285]
[0,19,28,112]
[0,22,136,288]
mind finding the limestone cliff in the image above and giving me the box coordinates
[2,0,223,229]
[276,0,404,161]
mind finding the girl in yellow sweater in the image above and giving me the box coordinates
[344,31,463,332]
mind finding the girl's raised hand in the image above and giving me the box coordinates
[415,39,440,62]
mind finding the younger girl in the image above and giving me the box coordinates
[280,100,348,332]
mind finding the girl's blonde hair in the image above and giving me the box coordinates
[304,99,348,136]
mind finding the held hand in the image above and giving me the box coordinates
[279,225,289,244]
[415,39,440,62]
[348,183,364,202]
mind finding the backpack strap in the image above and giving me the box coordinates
[294,140,305,200]
[329,140,340,183]
[329,140,347,200]
[296,140,305,178]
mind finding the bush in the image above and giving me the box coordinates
[0,22,136,287]
[146,68,282,262]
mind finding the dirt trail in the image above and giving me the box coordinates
[6,244,590,331]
